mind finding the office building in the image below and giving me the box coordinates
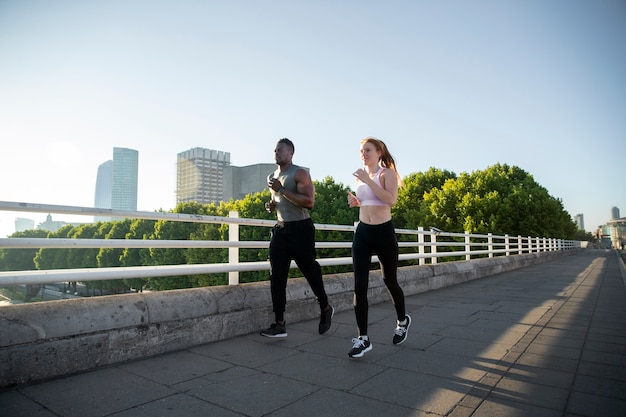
[574,213,584,231]
[176,147,276,204]
[223,163,277,201]
[611,206,620,220]
[94,147,139,222]
[15,218,35,233]
[112,147,139,211]
[176,148,231,204]
[94,160,113,217]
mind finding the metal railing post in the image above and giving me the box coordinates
[418,227,425,265]
[228,211,239,285]
[505,234,510,256]
[431,233,438,264]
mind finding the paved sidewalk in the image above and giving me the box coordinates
[1,250,625,417]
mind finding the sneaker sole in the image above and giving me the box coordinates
[260,332,288,338]
[393,314,411,345]
[348,343,373,358]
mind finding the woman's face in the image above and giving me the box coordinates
[360,141,381,166]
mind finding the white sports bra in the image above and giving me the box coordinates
[355,168,387,207]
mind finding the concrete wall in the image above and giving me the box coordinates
[0,250,577,387]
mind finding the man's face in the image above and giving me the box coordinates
[274,142,293,164]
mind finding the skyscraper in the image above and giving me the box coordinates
[94,147,138,222]
[176,148,231,204]
[94,160,113,211]
[111,147,138,211]
[611,206,620,220]
[574,213,584,231]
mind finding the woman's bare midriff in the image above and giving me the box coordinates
[359,205,392,225]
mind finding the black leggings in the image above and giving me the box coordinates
[269,218,329,322]
[352,220,406,336]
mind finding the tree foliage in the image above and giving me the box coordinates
[395,163,577,238]
[393,167,457,229]
[0,229,49,271]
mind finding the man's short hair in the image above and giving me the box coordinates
[278,138,294,153]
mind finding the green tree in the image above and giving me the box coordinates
[121,219,156,267]
[394,167,457,229]
[185,201,233,287]
[310,177,358,274]
[97,219,132,267]
[419,164,577,238]
[34,224,75,270]
[573,229,593,242]
[147,202,209,290]
[0,229,49,271]
[120,218,157,291]
[227,190,274,283]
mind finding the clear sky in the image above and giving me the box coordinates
[1,0,624,237]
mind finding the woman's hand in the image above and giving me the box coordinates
[352,168,370,183]
[347,191,360,208]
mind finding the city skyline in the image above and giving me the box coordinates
[3,141,622,238]
[1,1,625,236]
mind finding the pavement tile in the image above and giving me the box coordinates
[491,376,570,410]
[377,348,491,381]
[516,351,579,373]
[189,334,299,368]
[108,393,243,417]
[577,360,626,382]
[175,370,315,417]
[573,374,626,400]
[350,368,469,415]
[0,390,57,417]
[525,341,582,360]
[118,350,232,385]
[426,336,511,360]
[567,391,626,417]
[265,387,421,417]
[472,398,562,417]
[503,363,575,389]
[257,350,386,391]
[19,367,176,417]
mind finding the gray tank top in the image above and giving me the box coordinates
[268,164,311,222]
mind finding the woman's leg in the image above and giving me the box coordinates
[375,222,406,321]
[352,222,373,336]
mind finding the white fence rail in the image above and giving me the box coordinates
[0,201,582,286]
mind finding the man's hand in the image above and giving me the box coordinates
[265,200,276,213]
[268,178,283,193]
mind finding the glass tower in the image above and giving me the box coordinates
[94,148,138,222]
[111,147,138,211]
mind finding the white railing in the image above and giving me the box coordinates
[0,201,582,286]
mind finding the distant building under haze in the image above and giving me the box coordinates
[94,147,138,222]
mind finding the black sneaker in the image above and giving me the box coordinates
[260,322,287,338]
[392,314,411,344]
[348,337,372,358]
[318,305,334,334]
